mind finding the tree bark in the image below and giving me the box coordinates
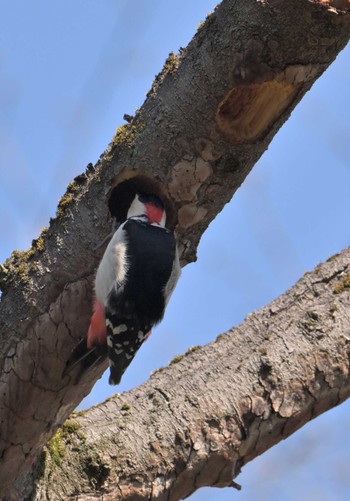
[0,0,349,498]
[26,246,350,500]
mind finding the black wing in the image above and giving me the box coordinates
[106,218,176,384]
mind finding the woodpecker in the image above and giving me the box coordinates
[66,192,181,385]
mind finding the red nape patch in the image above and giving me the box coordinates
[87,300,107,349]
[146,203,163,224]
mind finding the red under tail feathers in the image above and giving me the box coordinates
[87,300,107,349]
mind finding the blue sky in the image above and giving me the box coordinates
[0,2,349,499]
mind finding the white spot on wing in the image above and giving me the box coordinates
[113,324,127,335]
[106,323,128,335]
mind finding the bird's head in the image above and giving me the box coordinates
[127,193,166,226]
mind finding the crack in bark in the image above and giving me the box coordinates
[154,387,170,404]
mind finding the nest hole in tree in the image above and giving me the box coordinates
[108,170,177,230]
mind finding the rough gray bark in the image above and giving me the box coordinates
[0,0,349,498]
[29,247,350,500]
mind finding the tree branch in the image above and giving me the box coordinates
[0,0,349,497]
[29,246,350,500]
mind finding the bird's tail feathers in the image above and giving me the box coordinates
[63,337,108,382]
[105,313,152,385]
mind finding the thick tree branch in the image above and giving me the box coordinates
[27,246,350,500]
[0,0,349,497]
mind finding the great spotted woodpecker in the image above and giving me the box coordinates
[66,193,181,385]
